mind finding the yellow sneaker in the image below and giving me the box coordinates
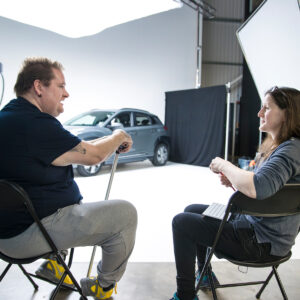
[35,259,74,287]
[80,276,117,299]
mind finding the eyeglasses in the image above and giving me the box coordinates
[269,86,289,101]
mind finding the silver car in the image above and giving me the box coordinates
[64,108,170,176]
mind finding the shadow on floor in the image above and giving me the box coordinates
[0,260,299,300]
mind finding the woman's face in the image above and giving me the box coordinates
[258,94,286,139]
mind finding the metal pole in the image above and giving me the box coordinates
[231,100,237,160]
[195,9,203,88]
[86,152,120,277]
[224,83,231,161]
[0,65,4,108]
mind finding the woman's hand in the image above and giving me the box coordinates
[209,157,228,174]
[209,156,256,197]
[219,173,234,189]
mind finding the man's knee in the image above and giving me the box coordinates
[118,200,138,228]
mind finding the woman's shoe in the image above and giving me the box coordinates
[195,269,220,291]
[170,292,199,300]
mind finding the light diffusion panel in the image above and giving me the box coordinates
[237,0,300,100]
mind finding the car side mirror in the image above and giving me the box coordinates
[107,122,124,130]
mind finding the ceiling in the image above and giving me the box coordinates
[0,0,182,38]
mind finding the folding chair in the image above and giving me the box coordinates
[0,180,87,300]
[196,184,300,300]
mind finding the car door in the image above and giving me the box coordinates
[107,111,141,159]
[131,112,156,156]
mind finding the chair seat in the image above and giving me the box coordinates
[226,251,291,268]
[0,250,51,265]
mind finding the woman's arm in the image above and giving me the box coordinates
[210,157,256,198]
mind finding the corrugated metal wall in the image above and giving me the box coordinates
[201,0,245,103]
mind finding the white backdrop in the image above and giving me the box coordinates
[237,0,300,100]
[0,5,196,124]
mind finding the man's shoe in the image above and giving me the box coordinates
[80,276,117,300]
[35,259,74,287]
[169,292,199,300]
[196,269,220,291]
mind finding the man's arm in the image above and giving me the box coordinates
[51,130,132,167]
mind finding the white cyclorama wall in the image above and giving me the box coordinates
[0,6,196,123]
[237,0,300,100]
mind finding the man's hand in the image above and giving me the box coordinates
[112,129,133,153]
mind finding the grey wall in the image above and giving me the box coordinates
[0,6,197,123]
[201,0,245,103]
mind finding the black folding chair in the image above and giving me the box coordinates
[0,180,87,300]
[195,184,300,300]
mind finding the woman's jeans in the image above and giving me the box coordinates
[172,204,277,300]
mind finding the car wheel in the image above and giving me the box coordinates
[151,143,169,166]
[77,163,102,176]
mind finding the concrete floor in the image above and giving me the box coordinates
[1,161,299,299]
[0,259,299,300]
[72,161,300,263]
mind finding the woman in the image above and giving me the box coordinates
[170,86,300,300]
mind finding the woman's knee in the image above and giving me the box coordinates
[184,203,208,214]
[184,204,197,213]
[172,212,188,231]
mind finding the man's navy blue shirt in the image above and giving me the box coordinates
[0,97,82,238]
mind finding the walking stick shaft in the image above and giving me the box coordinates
[86,152,120,277]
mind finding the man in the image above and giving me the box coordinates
[0,57,137,299]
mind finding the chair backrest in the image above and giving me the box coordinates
[0,180,59,252]
[0,180,31,238]
[0,179,38,219]
[211,184,300,261]
[229,184,300,217]
[0,180,27,210]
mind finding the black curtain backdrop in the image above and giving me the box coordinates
[236,1,262,158]
[165,85,227,167]
[237,61,260,157]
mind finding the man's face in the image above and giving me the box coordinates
[39,68,69,117]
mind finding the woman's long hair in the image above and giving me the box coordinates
[258,86,300,161]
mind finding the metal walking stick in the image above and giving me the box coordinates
[86,149,121,277]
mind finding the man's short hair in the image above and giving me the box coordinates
[14,57,64,96]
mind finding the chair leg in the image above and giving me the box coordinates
[256,266,288,300]
[67,248,74,268]
[0,263,12,281]
[256,268,274,299]
[196,248,214,292]
[272,266,288,300]
[18,264,39,290]
[207,264,218,300]
[50,275,65,300]
[49,248,76,299]
[53,252,88,300]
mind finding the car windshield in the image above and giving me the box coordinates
[64,111,115,126]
